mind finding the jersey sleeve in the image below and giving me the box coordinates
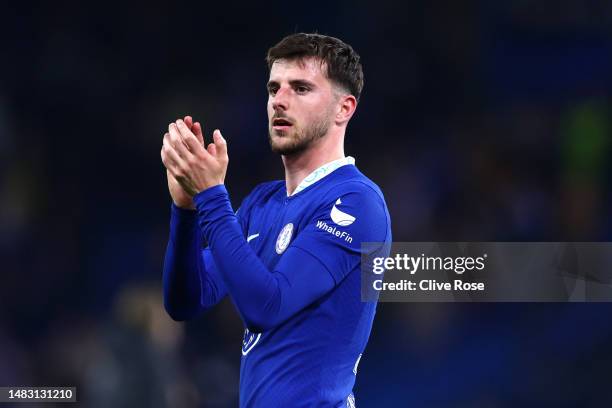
[291,181,391,284]
[192,182,390,332]
[193,185,336,331]
[161,186,257,321]
[162,205,227,320]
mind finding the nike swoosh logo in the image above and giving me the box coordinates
[247,233,260,242]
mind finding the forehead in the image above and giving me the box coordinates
[268,57,330,85]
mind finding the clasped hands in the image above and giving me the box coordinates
[161,116,228,209]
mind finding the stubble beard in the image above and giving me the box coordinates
[268,114,332,156]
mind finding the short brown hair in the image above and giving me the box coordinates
[266,33,364,101]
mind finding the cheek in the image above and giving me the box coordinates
[307,101,332,123]
[309,96,333,116]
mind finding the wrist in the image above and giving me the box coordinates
[193,184,229,211]
[174,201,196,210]
[197,181,225,194]
[171,202,196,214]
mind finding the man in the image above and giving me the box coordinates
[161,33,391,407]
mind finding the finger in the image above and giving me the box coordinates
[184,115,193,129]
[167,123,181,147]
[175,119,196,140]
[168,123,192,159]
[161,133,175,167]
[161,148,178,172]
[176,119,207,156]
[207,142,217,156]
[161,133,172,165]
[212,129,227,158]
[162,135,186,173]
[160,144,166,165]
[193,121,204,146]
[184,132,204,154]
[168,123,191,158]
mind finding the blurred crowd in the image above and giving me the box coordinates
[1,1,612,406]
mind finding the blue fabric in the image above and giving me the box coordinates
[162,205,227,320]
[162,164,392,407]
[192,184,337,331]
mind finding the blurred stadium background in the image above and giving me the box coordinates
[2,1,612,406]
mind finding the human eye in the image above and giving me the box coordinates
[295,85,310,94]
[267,84,279,96]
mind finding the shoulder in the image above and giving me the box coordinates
[312,166,391,241]
[237,180,284,214]
[320,166,389,217]
[248,180,285,202]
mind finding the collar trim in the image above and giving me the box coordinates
[289,156,355,196]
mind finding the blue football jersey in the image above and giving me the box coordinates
[232,163,392,407]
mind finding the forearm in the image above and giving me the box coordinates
[162,204,206,321]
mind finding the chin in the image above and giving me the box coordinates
[271,141,309,156]
[269,129,309,155]
[269,131,291,147]
[270,141,291,154]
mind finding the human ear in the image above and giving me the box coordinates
[336,94,357,124]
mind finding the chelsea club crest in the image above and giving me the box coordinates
[275,223,294,254]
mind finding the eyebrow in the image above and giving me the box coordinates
[267,79,317,90]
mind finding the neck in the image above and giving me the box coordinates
[282,132,345,195]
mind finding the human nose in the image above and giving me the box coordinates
[272,86,290,111]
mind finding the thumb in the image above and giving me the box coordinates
[213,129,227,157]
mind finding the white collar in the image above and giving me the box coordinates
[289,156,355,196]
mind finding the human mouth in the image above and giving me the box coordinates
[272,117,293,131]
